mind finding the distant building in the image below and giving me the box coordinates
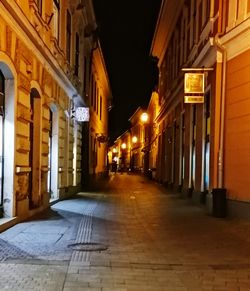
[87,41,112,184]
[128,107,146,172]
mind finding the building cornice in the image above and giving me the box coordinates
[221,18,250,60]
[0,0,78,98]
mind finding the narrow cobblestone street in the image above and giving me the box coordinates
[1,174,250,291]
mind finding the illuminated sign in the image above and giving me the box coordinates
[184,96,204,103]
[184,73,204,94]
[75,107,89,122]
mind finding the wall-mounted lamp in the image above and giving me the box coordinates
[121,143,126,149]
[140,112,149,123]
[132,136,138,143]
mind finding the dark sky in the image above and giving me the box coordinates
[93,0,161,142]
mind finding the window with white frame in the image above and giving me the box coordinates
[227,0,250,29]
[66,9,71,63]
[52,0,60,40]
[36,0,42,14]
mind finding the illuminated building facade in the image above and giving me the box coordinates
[0,0,110,223]
[150,0,250,216]
[88,41,112,182]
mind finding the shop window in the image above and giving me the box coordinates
[191,105,196,188]
[47,110,52,194]
[73,123,77,186]
[0,71,5,208]
[180,112,185,185]
[204,91,210,191]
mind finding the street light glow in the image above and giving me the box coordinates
[140,112,148,123]
[132,136,138,143]
[121,143,126,149]
[112,148,117,153]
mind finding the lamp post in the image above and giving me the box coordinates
[140,112,149,175]
[130,136,138,171]
[120,143,126,172]
[111,147,118,172]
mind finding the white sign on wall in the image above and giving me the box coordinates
[75,107,89,122]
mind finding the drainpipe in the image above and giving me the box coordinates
[213,0,227,189]
[214,37,226,188]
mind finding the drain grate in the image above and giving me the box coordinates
[68,242,108,252]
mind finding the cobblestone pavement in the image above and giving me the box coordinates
[1,174,250,290]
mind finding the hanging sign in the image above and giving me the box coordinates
[184,73,205,94]
[75,107,89,122]
[184,95,204,103]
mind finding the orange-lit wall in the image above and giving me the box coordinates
[224,49,250,202]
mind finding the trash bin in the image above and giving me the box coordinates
[212,188,227,218]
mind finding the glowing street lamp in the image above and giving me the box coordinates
[140,112,149,123]
[112,148,117,153]
[132,136,138,143]
[121,143,126,149]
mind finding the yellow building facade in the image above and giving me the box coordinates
[0,0,105,224]
[221,0,250,215]
[149,0,250,217]
[88,41,112,182]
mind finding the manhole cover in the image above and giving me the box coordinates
[68,242,108,252]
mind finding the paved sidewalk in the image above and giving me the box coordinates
[1,174,250,290]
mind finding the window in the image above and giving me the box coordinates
[100,96,102,120]
[204,91,210,191]
[191,105,196,188]
[94,81,97,110]
[36,0,42,14]
[96,87,99,114]
[91,74,94,106]
[66,10,71,63]
[75,33,79,76]
[198,1,202,35]
[47,110,52,193]
[52,0,60,40]
[227,0,249,28]
[84,56,87,92]
[205,0,211,22]
[192,0,197,45]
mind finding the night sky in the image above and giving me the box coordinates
[93,0,162,143]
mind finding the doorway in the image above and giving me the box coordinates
[29,88,42,208]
